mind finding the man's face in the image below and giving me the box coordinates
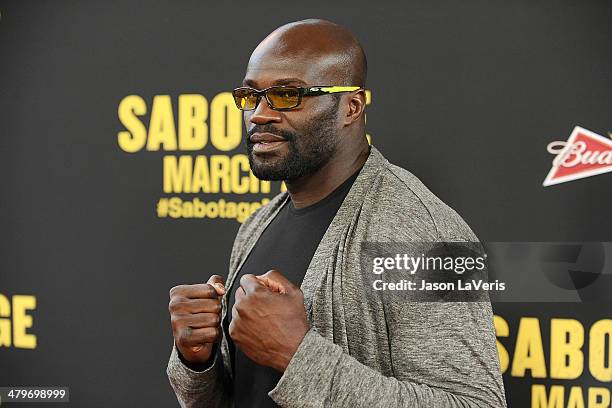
[242,58,342,181]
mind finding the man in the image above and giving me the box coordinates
[167,18,506,407]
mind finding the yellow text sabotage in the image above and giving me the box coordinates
[494,316,612,408]
[0,294,37,349]
[117,94,242,153]
[494,316,611,381]
[157,197,270,223]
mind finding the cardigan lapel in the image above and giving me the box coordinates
[299,145,387,317]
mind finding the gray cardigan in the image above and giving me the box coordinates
[167,145,507,407]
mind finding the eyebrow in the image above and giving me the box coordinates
[242,77,308,88]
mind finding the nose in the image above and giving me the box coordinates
[248,95,282,125]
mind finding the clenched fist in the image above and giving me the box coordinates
[229,270,310,372]
[169,275,226,364]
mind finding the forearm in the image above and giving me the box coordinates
[166,343,232,408]
[269,329,501,408]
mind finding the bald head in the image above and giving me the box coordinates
[247,19,367,87]
[241,19,369,184]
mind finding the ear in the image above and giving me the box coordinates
[343,89,366,127]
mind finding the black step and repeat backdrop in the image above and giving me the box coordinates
[1,1,611,407]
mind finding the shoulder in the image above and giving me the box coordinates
[362,161,478,242]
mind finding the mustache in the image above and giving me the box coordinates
[247,125,295,142]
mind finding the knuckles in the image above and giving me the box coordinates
[169,284,183,299]
[168,297,184,314]
[168,296,222,315]
[228,320,240,343]
[204,326,220,342]
[178,326,220,345]
[177,328,191,346]
[170,314,190,333]
[169,283,217,300]
[233,301,245,315]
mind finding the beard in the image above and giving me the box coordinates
[246,97,341,181]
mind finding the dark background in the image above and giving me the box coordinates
[1,1,610,406]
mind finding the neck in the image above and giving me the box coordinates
[285,138,370,209]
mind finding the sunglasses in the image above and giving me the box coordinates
[232,85,362,111]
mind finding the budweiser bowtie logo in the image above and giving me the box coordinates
[542,126,612,186]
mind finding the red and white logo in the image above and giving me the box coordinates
[543,126,612,186]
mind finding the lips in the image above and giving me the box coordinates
[249,132,286,143]
[249,132,287,153]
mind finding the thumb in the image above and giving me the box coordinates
[207,274,226,296]
[256,269,296,294]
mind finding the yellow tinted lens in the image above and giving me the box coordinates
[233,89,258,110]
[267,87,300,109]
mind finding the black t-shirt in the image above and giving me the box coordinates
[225,165,362,407]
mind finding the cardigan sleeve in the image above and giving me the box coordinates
[166,341,232,408]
